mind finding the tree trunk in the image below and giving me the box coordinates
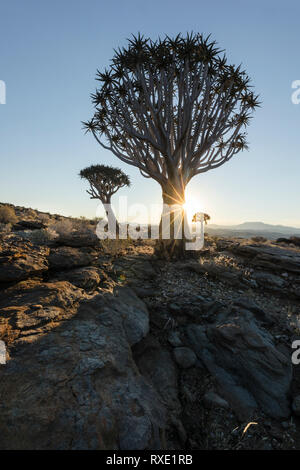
[155,178,191,260]
[104,197,120,238]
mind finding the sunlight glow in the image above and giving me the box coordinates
[183,196,204,222]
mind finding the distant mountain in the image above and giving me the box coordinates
[206,221,300,239]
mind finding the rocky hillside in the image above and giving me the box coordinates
[0,203,300,450]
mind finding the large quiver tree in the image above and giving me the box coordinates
[83,33,259,258]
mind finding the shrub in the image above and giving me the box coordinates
[38,213,51,224]
[0,222,12,233]
[50,219,75,236]
[251,236,267,243]
[20,228,58,245]
[0,206,18,224]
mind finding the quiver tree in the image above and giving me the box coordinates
[79,164,130,235]
[83,33,259,258]
[192,212,210,224]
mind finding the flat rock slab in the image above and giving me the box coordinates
[51,266,103,291]
[220,240,300,275]
[133,336,180,413]
[54,232,100,248]
[48,246,98,270]
[0,234,49,283]
[186,311,292,420]
[0,279,83,345]
[0,287,164,450]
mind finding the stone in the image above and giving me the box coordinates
[292,395,300,417]
[0,279,83,344]
[112,287,149,346]
[48,246,98,270]
[131,286,154,298]
[0,287,165,449]
[55,231,100,248]
[13,220,46,230]
[234,297,273,325]
[229,242,300,275]
[168,331,182,347]
[252,271,286,289]
[133,336,180,413]
[173,347,196,368]
[178,260,243,287]
[0,235,49,283]
[203,391,229,409]
[52,266,102,291]
[186,312,292,420]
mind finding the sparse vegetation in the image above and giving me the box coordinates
[49,219,75,236]
[0,205,18,224]
[251,236,267,243]
[0,222,12,233]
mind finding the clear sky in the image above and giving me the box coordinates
[0,0,299,226]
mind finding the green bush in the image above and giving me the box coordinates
[0,206,18,224]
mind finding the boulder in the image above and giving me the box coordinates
[173,347,197,369]
[112,287,149,346]
[0,235,49,283]
[13,220,46,231]
[229,242,300,275]
[0,279,83,345]
[55,231,100,248]
[168,331,183,347]
[252,271,286,290]
[52,266,102,291]
[133,336,180,413]
[48,246,98,270]
[0,287,165,450]
[186,311,292,420]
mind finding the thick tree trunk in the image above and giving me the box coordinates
[155,178,191,260]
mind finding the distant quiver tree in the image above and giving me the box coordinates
[192,212,210,224]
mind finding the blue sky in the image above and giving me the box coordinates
[0,0,299,226]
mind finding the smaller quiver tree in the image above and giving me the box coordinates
[79,164,130,235]
[192,212,210,224]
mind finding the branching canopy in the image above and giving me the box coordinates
[79,164,130,202]
[83,33,260,189]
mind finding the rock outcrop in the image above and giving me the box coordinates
[0,234,49,283]
[186,310,292,420]
[0,284,165,450]
[0,208,299,450]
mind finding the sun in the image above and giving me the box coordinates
[183,197,204,222]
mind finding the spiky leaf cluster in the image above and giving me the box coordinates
[83,33,260,186]
[79,164,130,202]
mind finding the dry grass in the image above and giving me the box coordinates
[0,205,18,224]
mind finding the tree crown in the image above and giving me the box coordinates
[79,164,130,201]
[83,33,260,186]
